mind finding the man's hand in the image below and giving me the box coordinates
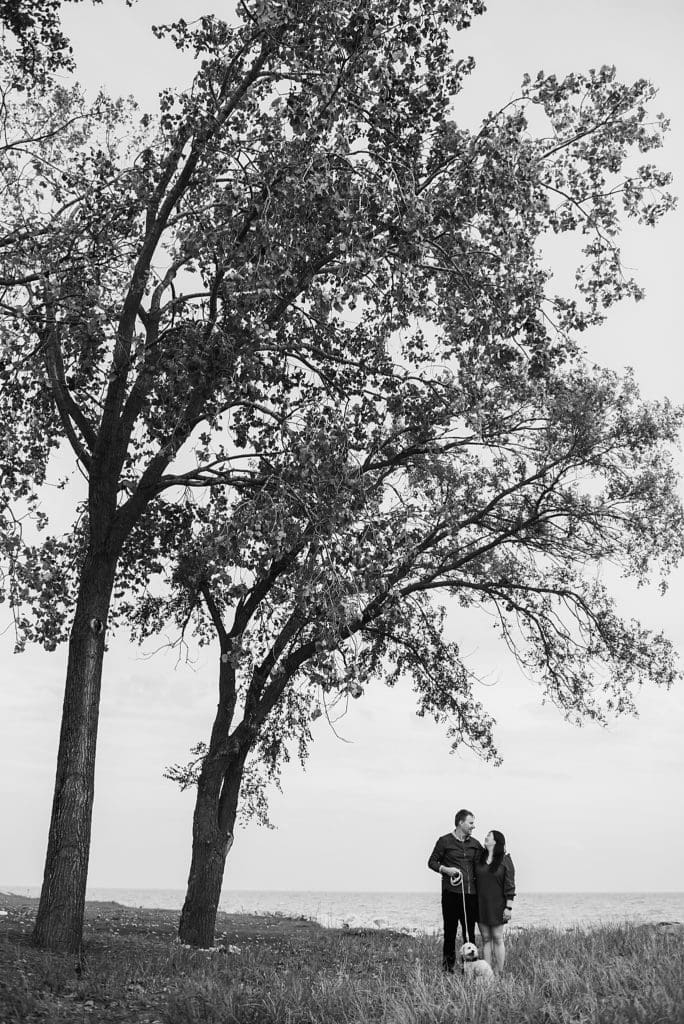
[443,867,462,882]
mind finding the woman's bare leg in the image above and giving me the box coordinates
[491,924,506,973]
[478,922,493,967]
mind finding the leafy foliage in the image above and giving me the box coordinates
[0,0,680,825]
[0,0,136,88]
[129,358,682,820]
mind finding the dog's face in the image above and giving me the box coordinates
[459,942,479,962]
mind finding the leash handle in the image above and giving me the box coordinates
[449,867,468,925]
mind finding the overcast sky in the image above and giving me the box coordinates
[1,0,683,896]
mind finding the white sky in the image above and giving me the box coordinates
[1,0,683,895]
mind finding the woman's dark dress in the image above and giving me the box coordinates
[475,853,516,926]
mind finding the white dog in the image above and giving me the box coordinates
[459,942,494,984]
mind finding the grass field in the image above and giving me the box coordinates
[1,891,682,1023]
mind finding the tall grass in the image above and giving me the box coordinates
[1,901,682,1023]
[163,926,683,1024]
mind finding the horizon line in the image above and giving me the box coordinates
[4,885,684,897]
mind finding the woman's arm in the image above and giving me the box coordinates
[503,855,516,907]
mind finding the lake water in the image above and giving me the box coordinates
[4,887,684,933]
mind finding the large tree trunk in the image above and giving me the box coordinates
[178,750,247,948]
[32,550,117,953]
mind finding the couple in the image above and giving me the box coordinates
[428,808,516,975]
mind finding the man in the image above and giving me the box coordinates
[428,808,483,972]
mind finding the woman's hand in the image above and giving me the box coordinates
[502,907,512,923]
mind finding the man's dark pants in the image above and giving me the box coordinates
[441,891,478,971]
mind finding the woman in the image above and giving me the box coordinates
[475,830,516,974]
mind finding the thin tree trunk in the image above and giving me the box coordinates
[178,605,306,948]
[178,750,247,948]
[32,551,117,953]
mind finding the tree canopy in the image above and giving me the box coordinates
[0,1,138,88]
[147,360,682,788]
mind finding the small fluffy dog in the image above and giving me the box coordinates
[459,942,494,984]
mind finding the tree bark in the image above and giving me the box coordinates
[178,748,247,948]
[32,550,117,953]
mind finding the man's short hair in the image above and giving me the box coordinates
[454,808,474,827]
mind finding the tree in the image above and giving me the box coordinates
[133,357,681,947]
[0,0,678,952]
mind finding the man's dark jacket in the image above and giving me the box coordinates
[428,833,483,894]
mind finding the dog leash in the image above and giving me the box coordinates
[449,868,468,924]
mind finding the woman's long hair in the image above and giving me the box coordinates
[480,830,506,873]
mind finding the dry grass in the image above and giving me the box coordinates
[1,892,682,1023]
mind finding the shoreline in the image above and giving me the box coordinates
[2,890,682,938]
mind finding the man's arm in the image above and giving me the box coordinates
[428,837,461,880]
[427,837,445,874]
